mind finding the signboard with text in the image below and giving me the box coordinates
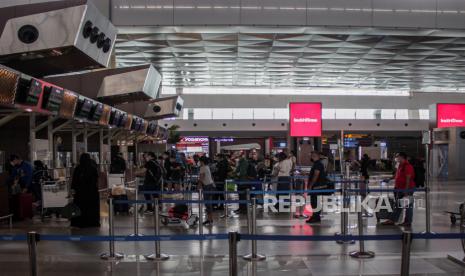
[289,102,322,137]
[436,104,465,128]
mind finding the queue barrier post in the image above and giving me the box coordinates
[294,177,308,219]
[100,198,124,260]
[130,185,143,237]
[400,231,412,276]
[243,198,266,261]
[349,193,375,258]
[229,231,239,276]
[145,198,169,261]
[447,204,465,266]
[27,231,39,276]
[221,180,231,219]
[336,182,354,244]
[199,189,204,235]
[246,189,251,234]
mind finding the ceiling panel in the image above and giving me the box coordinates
[115,27,465,91]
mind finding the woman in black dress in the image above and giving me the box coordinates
[71,153,100,228]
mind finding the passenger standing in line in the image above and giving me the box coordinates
[214,154,230,210]
[360,154,371,215]
[235,153,249,214]
[142,152,163,214]
[306,151,328,224]
[381,152,415,227]
[289,150,297,171]
[163,151,173,190]
[71,153,100,228]
[199,156,215,226]
[272,152,293,211]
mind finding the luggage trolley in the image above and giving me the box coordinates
[41,180,70,219]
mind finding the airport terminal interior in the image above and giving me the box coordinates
[4,0,465,275]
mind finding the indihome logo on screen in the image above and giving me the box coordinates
[293,117,319,123]
[440,118,464,123]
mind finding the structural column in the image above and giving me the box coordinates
[29,114,36,162]
[99,128,104,171]
[72,121,77,165]
[47,117,54,168]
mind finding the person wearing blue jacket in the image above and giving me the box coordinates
[9,155,33,194]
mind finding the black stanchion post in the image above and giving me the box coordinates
[290,177,294,218]
[400,231,412,276]
[243,198,266,261]
[246,188,251,233]
[130,185,142,237]
[27,231,39,276]
[101,198,124,260]
[350,193,375,258]
[199,189,204,235]
[447,204,465,265]
[145,198,169,261]
[336,182,354,244]
[228,231,239,276]
[221,180,230,219]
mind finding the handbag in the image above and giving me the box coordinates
[61,202,81,219]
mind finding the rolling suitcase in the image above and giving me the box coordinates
[11,193,33,220]
[0,185,9,217]
[19,193,33,219]
[375,179,394,223]
[113,194,129,214]
[375,197,395,223]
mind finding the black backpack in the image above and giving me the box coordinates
[147,160,163,186]
[247,162,258,180]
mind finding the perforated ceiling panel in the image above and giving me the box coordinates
[115,27,465,91]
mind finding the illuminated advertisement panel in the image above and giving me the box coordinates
[289,102,322,137]
[437,103,465,128]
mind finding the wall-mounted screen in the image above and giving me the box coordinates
[119,112,128,128]
[16,78,42,106]
[75,97,93,119]
[437,104,465,128]
[109,109,122,126]
[42,86,64,113]
[88,102,103,122]
[147,121,157,135]
[289,102,322,137]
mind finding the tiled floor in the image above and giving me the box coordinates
[1,177,465,275]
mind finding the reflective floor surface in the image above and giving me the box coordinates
[1,177,465,275]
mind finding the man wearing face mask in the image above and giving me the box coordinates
[381,152,415,227]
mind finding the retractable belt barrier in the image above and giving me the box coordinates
[2,232,465,243]
[4,231,465,276]
[112,199,250,205]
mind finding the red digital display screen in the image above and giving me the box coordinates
[289,102,322,137]
[437,104,465,128]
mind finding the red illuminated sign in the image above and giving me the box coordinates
[289,102,322,137]
[437,104,465,128]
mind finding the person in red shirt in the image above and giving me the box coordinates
[381,152,415,227]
